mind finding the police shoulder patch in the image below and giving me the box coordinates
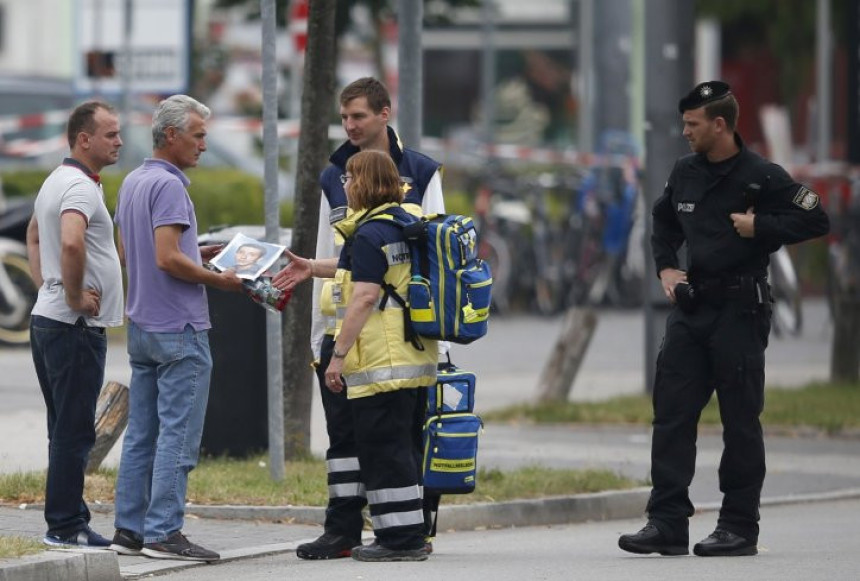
[792,186,820,210]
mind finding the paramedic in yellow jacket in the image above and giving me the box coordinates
[286,151,437,562]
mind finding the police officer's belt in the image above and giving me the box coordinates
[689,275,768,306]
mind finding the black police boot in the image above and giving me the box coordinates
[618,523,688,556]
[296,532,360,560]
[693,529,757,557]
[351,541,429,562]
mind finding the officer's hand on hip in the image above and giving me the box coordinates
[659,268,687,302]
[730,207,756,238]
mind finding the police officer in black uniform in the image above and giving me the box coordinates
[618,81,829,558]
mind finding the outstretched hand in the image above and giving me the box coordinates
[271,249,312,292]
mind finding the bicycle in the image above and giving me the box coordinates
[0,195,39,346]
[768,246,802,338]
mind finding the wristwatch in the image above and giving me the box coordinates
[332,347,348,359]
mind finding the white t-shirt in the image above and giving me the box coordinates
[31,163,124,327]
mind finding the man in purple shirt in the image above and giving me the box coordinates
[110,95,242,562]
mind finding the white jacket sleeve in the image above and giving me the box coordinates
[421,170,445,215]
[310,193,333,359]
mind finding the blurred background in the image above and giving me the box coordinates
[0,0,857,320]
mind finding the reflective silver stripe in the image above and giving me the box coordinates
[326,457,360,473]
[371,509,425,530]
[322,314,336,329]
[344,363,437,389]
[329,482,366,499]
[366,484,421,505]
[383,242,411,266]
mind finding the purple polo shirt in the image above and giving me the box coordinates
[115,158,210,332]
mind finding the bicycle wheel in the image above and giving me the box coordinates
[0,249,38,346]
[478,230,512,314]
[769,247,802,338]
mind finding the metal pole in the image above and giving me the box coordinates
[398,0,423,147]
[643,0,695,394]
[93,0,103,96]
[630,0,645,152]
[481,0,497,152]
[121,0,133,169]
[593,0,631,138]
[261,0,284,481]
[816,0,832,163]
[695,18,721,83]
[577,0,594,154]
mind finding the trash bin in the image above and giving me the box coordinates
[198,225,291,458]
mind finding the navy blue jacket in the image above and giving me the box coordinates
[319,126,441,219]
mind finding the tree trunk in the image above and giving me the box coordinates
[536,307,598,402]
[281,0,337,459]
[86,381,129,474]
[830,295,860,383]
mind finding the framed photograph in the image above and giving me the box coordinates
[208,232,286,280]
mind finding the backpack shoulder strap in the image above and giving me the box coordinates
[358,209,425,351]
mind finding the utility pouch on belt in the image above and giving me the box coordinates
[740,276,756,310]
[674,282,697,314]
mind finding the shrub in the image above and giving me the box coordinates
[2,167,270,234]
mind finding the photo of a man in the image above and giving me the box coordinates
[209,233,285,280]
[229,243,267,277]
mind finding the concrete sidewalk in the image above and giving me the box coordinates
[4,420,860,579]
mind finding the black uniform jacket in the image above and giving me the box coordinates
[651,134,830,279]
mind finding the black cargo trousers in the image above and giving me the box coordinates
[315,334,438,542]
[646,281,771,545]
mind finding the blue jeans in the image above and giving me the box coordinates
[30,315,107,537]
[114,322,212,543]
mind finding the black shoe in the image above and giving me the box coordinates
[693,529,757,557]
[141,531,220,562]
[109,528,143,556]
[351,541,429,562]
[42,525,111,550]
[618,524,688,556]
[296,532,359,560]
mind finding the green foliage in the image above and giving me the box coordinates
[441,189,473,217]
[445,465,640,505]
[485,382,860,434]
[1,167,474,238]
[0,471,45,504]
[0,169,50,198]
[0,536,43,559]
[104,169,268,233]
[2,168,271,235]
[696,0,849,102]
[0,457,639,507]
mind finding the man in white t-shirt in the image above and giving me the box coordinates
[26,101,125,549]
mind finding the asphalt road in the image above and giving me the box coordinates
[145,498,860,581]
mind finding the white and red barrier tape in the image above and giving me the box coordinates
[0,109,306,159]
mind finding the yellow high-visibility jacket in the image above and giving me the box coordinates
[330,203,437,399]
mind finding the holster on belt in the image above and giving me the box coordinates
[689,275,770,311]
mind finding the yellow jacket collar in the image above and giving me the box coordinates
[335,202,400,238]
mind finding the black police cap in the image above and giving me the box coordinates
[678,81,732,113]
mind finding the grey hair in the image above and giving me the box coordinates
[152,95,211,149]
